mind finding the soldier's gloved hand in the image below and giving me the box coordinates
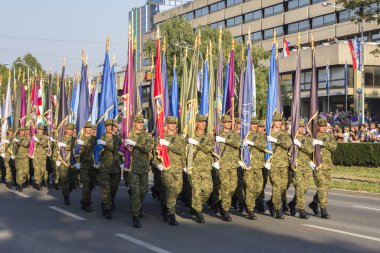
[3,139,9,144]
[267,135,277,143]
[58,142,67,148]
[243,139,254,146]
[312,139,323,146]
[264,162,271,170]
[212,162,220,170]
[49,137,55,142]
[159,139,170,146]
[56,161,61,167]
[216,136,226,143]
[74,163,81,170]
[11,155,16,160]
[124,139,136,146]
[77,139,85,145]
[0,153,5,158]
[13,138,19,143]
[97,139,106,146]
[293,138,302,147]
[157,164,164,171]
[309,161,316,170]
[33,136,39,142]
[188,138,199,145]
[183,167,188,173]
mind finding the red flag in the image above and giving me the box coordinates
[154,34,170,169]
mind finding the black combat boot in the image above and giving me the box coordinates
[53,183,60,190]
[288,200,296,216]
[85,204,93,213]
[267,200,275,217]
[168,214,178,226]
[282,200,290,213]
[231,195,238,210]
[247,211,257,220]
[64,195,70,205]
[275,209,284,219]
[308,201,320,216]
[104,209,113,219]
[139,208,143,218]
[238,202,245,213]
[221,211,232,222]
[195,212,205,223]
[132,216,142,228]
[299,209,309,219]
[6,182,13,189]
[256,200,265,213]
[162,207,169,222]
[18,184,24,192]
[320,208,330,219]
[81,200,86,210]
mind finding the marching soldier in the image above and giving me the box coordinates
[266,113,292,219]
[33,124,49,190]
[125,114,154,228]
[50,126,60,190]
[216,115,241,222]
[232,118,245,212]
[14,127,30,192]
[308,118,337,219]
[1,128,14,189]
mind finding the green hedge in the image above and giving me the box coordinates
[332,143,380,166]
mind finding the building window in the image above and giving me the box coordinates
[194,6,209,18]
[244,10,262,22]
[226,15,243,27]
[311,0,324,4]
[186,11,194,20]
[372,31,380,42]
[312,13,336,29]
[235,36,243,42]
[264,3,283,18]
[365,66,380,87]
[339,9,354,22]
[263,26,283,39]
[226,0,243,8]
[252,31,263,42]
[210,20,225,28]
[210,1,225,13]
[287,19,310,34]
[288,0,309,11]
[301,70,312,90]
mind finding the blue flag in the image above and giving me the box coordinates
[110,64,119,119]
[199,60,209,115]
[162,52,169,118]
[69,79,79,124]
[76,64,90,133]
[170,67,179,117]
[265,44,279,162]
[241,43,253,169]
[94,50,113,165]
[222,62,230,114]
[90,77,99,125]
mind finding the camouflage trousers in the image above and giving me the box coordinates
[152,165,164,201]
[282,168,294,205]
[190,170,213,212]
[234,167,245,204]
[33,156,47,185]
[80,167,98,204]
[15,157,29,186]
[51,159,60,184]
[219,168,238,212]
[182,171,192,205]
[313,166,331,208]
[293,166,312,209]
[4,157,12,183]
[59,165,76,196]
[130,171,149,217]
[211,169,220,205]
[244,168,264,211]
[269,166,289,210]
[162,170,183,214]
[258,167,269,202]
[98,172,120,211]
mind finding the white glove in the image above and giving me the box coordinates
[74,163,81,170]
[58,142,66,148]
[212,162,220,170]
[56,161,61,167]
[1,153,5,158]
[3,139,9,144]
[238,161,245,168]
[293,138,302,147]
[216,136,226,143]
[49,137,55,142]
[264,162,271,170]
[33,136,39,142]
[125,139,136,146]
[159,139,170,146]
[157,164,164,171]
[267,136,278,143]
[183,167,188,173]
[11,155,16,160]
[13,138,19,143]
[97,139,106,146]
[188,138,199,145]
[309,161,316,170]
[312,139,323,146]
[77,139,85,145]
[243,139,254,146]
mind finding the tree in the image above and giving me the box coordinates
[336,0,380,56]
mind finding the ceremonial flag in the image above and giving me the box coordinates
[226,44,235,121]
[45,73,53,157]
[37,78,45,125]
[170,57,179,117]
[110,62,119,119]
[282,38,290,58]
[1,75,12,147]
[76,61,90,134]
[252,56,257,118]
[13,74,22,132]
[162,46,170,119]
[19,83,27,127]
[179,49,189,133]
[207,41,215,134]
[154,28,170,169]
[348,38,360,70]
[276,58,283,115]
[29,77,39,158]
[265,43,279,164]
[214,29,224,160]
[90,76,99,125]
[241,42,253,169]
[238,50,245,116]
[69,77,79,124]
[222,62,230,115]
[199,55,209,115]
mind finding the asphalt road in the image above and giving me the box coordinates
[1,176,379,253]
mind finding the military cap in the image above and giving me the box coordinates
[166,116,178,124]
[66,124,75,130]
[19,126,25,131]
[317,118,328,126]
[37,124,45,130]
[53,125,58,130]
[84,121,93,128]
[104,119,114,126]
[251,117,259,124]
[196,115,207,122]
[235,118,241,124]
[272,113,282,121]
[113,120,118,127]
[221,115,232,123]
[25,125,31,130]
[299,119,305,127]
[92,125,97,130]
[258,120,265,127]
[134,114,144,123]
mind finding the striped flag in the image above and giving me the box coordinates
[282,38,290,58]
[348,38,360,70]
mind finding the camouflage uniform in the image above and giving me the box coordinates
[1,134,13,185]
[233,118,245,211]
[33,127,49,186]
[218,116,241,214]
[129,123,154,217]
[244,127,266,213]
[50,131,60,186]
[269,124,292,211]
[14,131,30,188]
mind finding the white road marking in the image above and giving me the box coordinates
[353,205,380,212]
[48,206,87,221]
[8,189,30,198]
[303,224,380,242]
[115,233,172,253]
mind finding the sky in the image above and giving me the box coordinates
[0,0,145,75]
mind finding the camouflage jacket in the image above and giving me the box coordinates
[61,135,76,166]
[316,132,337,166]
[295,134,314,169]
[155,133,186,173]
[192,132,214,172]
[15,135,30,159]
[34,134,49,157]
[78,134,96,166]
[247,132,266,170]
[219,130,241,170]
[129,130,154,173]
[99,133,121,174]
[1,136,12,158]
[270,129,292,168]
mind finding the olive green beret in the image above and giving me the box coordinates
[25,125,31,130]
[66,124,75,130]
[299,119,305,127]
[19,126,25,131]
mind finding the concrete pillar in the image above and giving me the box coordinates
[353,69,362,114]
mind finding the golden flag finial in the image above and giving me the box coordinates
[128,22,132,40]
[311,33,314,50]
[106,34,110,51]
[163,37,166,53]
[112,53,116,65]
[297,32,301,52]
[206,46,209,62]
[209,40,212,59]
[34,67,37,77]
[17,68,21,81]
[247,27,251,45]
[156,25,160,40]
[8,69,11,80]
[185,47,188,58]
[49,67,52,75]
[85,54,88,66]
[241,44,245,61]
[82,48,85,62]
[274,29,277,44]
[22,72,25,82]
[63,57,66,67]
[218,27,222,50]
[232,38,235,50]
[174,55,177,68]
